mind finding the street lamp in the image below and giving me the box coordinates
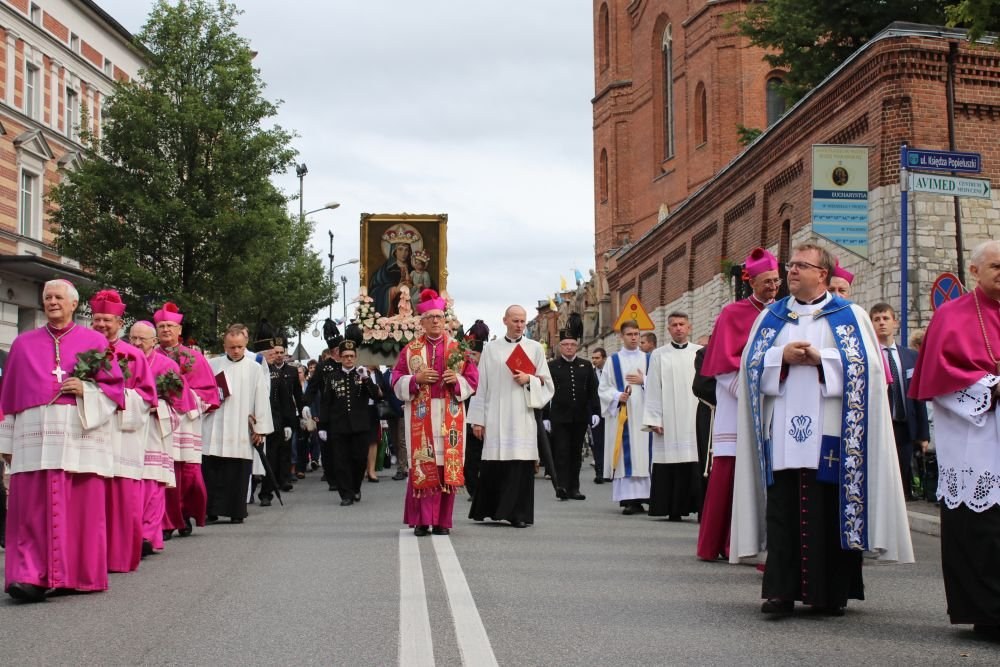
[304,202,339,217]
[331,259,358,320]
[341,274,348,320]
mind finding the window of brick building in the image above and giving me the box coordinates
[695,82,707,146]
[30,3,41,26]
[598,4,610,72]
[70,33,80,54]
[766,77,786,127]
[24,63,39,119]
[66,88,79,141]
[661,24,675,160]
[19,171,40,238]
[599,148,609,202]
[104,58,114,77]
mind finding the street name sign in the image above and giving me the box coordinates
[906,148,981,174]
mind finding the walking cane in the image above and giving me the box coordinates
[700,399,716,479]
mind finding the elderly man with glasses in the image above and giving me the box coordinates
[731,243,913,618]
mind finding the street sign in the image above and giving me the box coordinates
[930,272,964,311]
[811,145,870,258]
[612,295,655,331]
[909,172,992,199]
[906,148,981,174]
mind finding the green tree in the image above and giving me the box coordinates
[51,0,332,346]
[738,0,949,103]
[946,0,1000,39]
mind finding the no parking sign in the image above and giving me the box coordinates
[930,272,964,311]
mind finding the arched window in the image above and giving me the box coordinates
[598,4,610,72]
[662,24,675,160]
[599,148,609,202]
[695,82,707,146]
[766,77,786,126]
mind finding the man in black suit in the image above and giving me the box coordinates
[870,303,929,501]
[318,340,379,506]
[543,332,600,500]
[590,347,608,483]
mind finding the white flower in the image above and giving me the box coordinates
[392,329,403,341]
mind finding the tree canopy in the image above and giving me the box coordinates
[51,0,331,347]
[738,1,951,103]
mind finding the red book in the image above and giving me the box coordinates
[505,343,536,376]
[215,370,231,403]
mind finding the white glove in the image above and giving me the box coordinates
[543,419,551,433]
[319,430,327,442]
[302,406,312,421]
[283,427,292,441]
[357,366,369,378]
[591,415,600,428]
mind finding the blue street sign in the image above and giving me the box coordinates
[906,148,981,174]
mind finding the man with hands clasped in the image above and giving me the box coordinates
[319,340,379,506]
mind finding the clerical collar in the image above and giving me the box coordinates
[504,335,523,343]
[227,354,245,362]
[47,322,76,335]
[671,342,688,349]
[794,293,829,306]
[425,335,443,344]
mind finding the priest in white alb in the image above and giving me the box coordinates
[467,305,553,528]
[731,243,912,618]
[643,312,702,521]
[202,323,273,523]
[0,280,124,602]
[598,320,651,516]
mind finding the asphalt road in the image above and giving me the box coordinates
[1,467,998,666]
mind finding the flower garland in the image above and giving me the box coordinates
[354,289,462,356]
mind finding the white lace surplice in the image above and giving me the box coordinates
[933,374,1000,511]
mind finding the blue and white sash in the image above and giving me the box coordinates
[611,352,652,476]
[743,295,871,551]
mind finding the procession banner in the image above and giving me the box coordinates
[811,145,870,258]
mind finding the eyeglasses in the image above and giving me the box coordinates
[785,261,825,272]
[758,278,783,286]
[129,335,153,342]
[422,315,444,321]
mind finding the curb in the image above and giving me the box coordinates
[907,507,940,537]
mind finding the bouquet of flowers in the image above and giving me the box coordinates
[156,371,184,402]
[356,289,463,356]
[164,347,195,373]
[73,348,114,382]
[115,351,132,380]
[445,338,472,373]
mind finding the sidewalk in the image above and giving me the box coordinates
[907,498,940,537]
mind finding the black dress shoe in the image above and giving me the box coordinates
[230,517,244,524]
[311,461,320,471]
[392,471,408,481]
[570,492,586,500]
[761,599,794,615]
[353,493,361,502]
[821,605,846,617]
[432,527,450,535]
[162,529,174,541]
[259,498,272,507]
[328,485,338,492]
[206,515,220,524]
[7,582,46,603]
[414,525,430,536]
[340,499,354,506]
[622,503,645,516]
[594,477,604,484]
[367,476,379,483]
[556,487,568,500]
[178,517,193,537]
[280,483,294,492]
[141,539,154,557]
[511,520,527,528]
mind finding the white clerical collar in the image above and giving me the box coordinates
[671,341,689,349]
[789,292,831,314]
[504,335,523,343]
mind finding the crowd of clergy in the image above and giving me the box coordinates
[2,241,1000,640]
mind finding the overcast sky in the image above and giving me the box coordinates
[96,1,596,356]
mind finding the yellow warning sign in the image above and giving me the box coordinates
[612,295,655,331]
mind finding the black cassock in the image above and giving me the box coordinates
[691,346,716,514]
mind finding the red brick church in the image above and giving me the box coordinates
[576,1,1000,354]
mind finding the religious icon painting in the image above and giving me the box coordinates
[360,213,448,318]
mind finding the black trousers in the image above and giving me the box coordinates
[592,417,605,479]
[464,426,484,498]
[892,420,914,499]
[321,436,336,489]
[259,431,291,500]
[551,421,587,494]
[203,455,252,520]
[332,430,369,501]
[763,469,864,608]
[941,504,1000,625]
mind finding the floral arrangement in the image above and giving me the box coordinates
[354,288,462,356]
[116,351,132,380]
[156,371,184,401]
[445,338,472,372]
[164,346,195,373]
[73,348,115,382]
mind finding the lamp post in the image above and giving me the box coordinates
[341,274,348,320]
[330,259,358,320]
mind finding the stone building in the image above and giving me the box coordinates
[0,0,144,347]
[585,3,1000,354]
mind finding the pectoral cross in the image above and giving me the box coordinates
[52,365,66,383]
[823,450,839,467]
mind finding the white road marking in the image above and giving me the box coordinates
[432,535,499,667]
[399,529,435,667]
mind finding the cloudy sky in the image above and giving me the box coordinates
[96,1,596,356]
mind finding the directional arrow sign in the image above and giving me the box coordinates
[909,172,992,199]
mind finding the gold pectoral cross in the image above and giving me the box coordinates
[823,450,839,467]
